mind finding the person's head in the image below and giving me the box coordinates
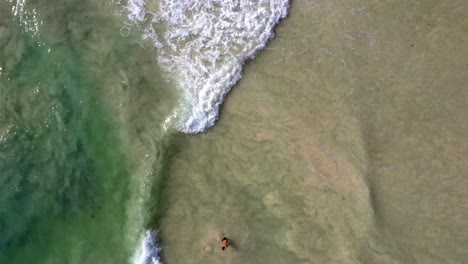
[221,237,228,250]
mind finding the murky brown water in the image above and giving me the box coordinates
[156,1,468,263]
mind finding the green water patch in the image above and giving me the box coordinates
[0,0,187,262]
[0,16,131,264]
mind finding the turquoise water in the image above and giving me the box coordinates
[0,1,176,262]
[1,15,125,264]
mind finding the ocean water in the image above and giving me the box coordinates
[1,0,468,263]
[1,0,288,263]
[0,0,176,263]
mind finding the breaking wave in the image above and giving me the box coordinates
[115,1,290,263]
[132,230,163,264]
[118,0,289,133]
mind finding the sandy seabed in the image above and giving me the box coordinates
[156,1,468,263]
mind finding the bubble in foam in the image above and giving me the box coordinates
[121,0,289,133]
[132,230,163,264]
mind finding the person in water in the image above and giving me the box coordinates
[221,237,230,250]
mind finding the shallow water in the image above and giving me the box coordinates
[157,0,468,263]
[1,0,467,263]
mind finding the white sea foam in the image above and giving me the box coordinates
[132,230,163,264]
[121,0,147,23]
[119,0,289,133]
[120,0,289,133]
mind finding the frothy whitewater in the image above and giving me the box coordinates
[116,0,289,263]
[132,231,162,264]
[119,0,289,133]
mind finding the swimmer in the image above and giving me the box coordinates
[221,237,230,250]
